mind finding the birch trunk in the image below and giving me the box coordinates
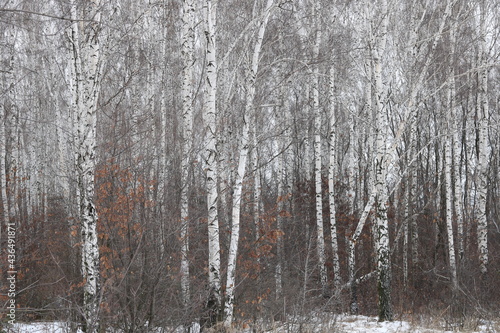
[0,105,9,234]
[3,27,18,235]
[409,173,419,265]
[71,0,103,330]
[251,120,261,255]
[1,28,13,237]
[180,0,195,309]
[371,0,392,321]
[224,0,274,326]
[328,67,341,295]
[403,189,409,287]
[444,126,458,289]
[203,0,222,325]
[312,1,327,297]
[157,5,169,257]
[6,106,19,230]
[476,1,489,274]
[224,111,250,327]
[275,122,284,302]
[445,40,458,286]
[303,83,312,183]
[449,20,464,261]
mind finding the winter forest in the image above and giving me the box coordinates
[0,0,499,332]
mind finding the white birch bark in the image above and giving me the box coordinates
[371,0,392,321]
[403,188,409,287]
[0,28,12,238]
[69,0,82,212]
[7,108,19,228]
[180,0,195,309]
[157,3,170,257]
[275,124,284,301]
[447,18,465,262]
[445,55,458,287]
[0,105,9,234]
[3,27,18,232]
[71,0,103,330]
[409,173,419,264]
[251,121,261,251]
[224,116,250,327]
[303,82,312,183]
[66,2,83,270]
[328,67,341,294]
[203,0,222,324]
[347,93,360,313]
[312,0,327,296]
[224,0,274,326]
[476,1,490,274]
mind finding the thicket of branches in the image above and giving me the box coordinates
[1,0,499,331]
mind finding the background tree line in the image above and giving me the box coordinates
[0,0,499,331]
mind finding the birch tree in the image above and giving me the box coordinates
[312,0,327,297]
[449,9,464,261]
[0,105,8,236]
[476,0,490,275]
[69,0,103,330]
[180,0,195,310]
[0,27,13,237]
[2,0,500,326]
[203,0,223,326]
[402,0,454,272]
[328,66,341,295]
[2,22,18,241]
[370,0,392,321]
[224,0,274,326]
[445,65,458,290]
[275,115,285,304]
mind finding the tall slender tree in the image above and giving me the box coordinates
[69,0,103,330]
[180,0,195,311]
[203,0,223,326]
[369,0,392,321]
[328,66,341,295]
[445,73,458,290]
[224,0,274,326]
[312,0,327,297]
[476,0,490,275]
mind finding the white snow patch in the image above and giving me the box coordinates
[4,316,498,333]
[4,321,81,333]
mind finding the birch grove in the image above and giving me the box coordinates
[0,0,499,330]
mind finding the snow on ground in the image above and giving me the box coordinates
[4,321,80,333]
[4,315,499,332]
[331,315,497,333]
[265,314,499,333]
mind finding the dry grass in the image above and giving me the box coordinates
[401,311,500,333]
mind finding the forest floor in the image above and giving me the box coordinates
[4,314,499,332]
